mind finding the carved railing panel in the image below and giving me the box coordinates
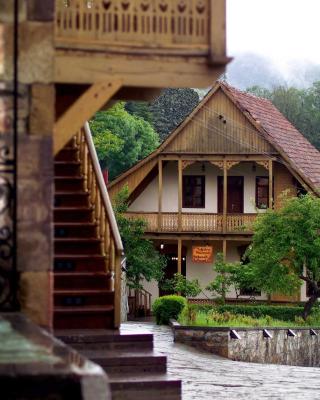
[55,0,210,51]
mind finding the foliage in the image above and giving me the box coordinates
[178,305,320,328]
[114,185,166,289]
[152,295,187,325]
[125,101,154,125]
[90,102,159,180]
[205,253,250,302]
[245,194,320,319]
[247,82,320,149]
[160,273,202,298]
[150,88,199,141]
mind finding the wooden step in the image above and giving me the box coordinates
[55,147,78,162]
[54,161,81,177]
[54,192,89,207]
[54,305,114,329]
[54,207,93,223]
[54,222,97,238]
[54,238,102,255]
[54,255,106,272]
[109,373,181,400]
[55,176,84,191]
[55,329,153,351]
[54,272,111,290]
[54,289,114,307]
[83,349,167,374]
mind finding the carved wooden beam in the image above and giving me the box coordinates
[255,160,269,170]
[53,79,123,155]
[209,160,224,170]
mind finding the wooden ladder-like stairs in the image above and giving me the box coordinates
[54,142,114,329]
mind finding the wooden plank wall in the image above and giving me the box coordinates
[273,162,297,209]
[164,88,275,154]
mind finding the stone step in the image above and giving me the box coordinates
[55,329,154,351]
[54,192,89,208]
[54,161,81,176]
[54,289,114,307]
[54,222,97,239]
[109,373,181,400]
[54,207,93,223]
[55,176,84,191]
[83,349,167,374]
[54,272,111,290]
[54,238,102,255]
[54,255,106,273]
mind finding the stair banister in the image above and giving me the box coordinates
[84,121,124,327]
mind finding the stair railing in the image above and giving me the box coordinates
[75,122,124,328]
[128,287,152,318]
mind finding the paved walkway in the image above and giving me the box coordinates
[121,321,320,400]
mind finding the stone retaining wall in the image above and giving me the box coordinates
[172,323,320,367]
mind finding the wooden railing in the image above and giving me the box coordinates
[125,212,257,233]
[128,287,152,317]
[54,0,218,55]
[76,122,124,327]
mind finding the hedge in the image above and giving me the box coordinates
[152,295,187,325]
[189,304,320,321]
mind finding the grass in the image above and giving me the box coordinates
[178,308,320,328]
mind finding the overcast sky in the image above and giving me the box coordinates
[227,0,320,65]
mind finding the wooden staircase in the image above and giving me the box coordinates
[53,125,123,329]
[56,329,181,400]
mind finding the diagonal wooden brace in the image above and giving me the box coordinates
[54,79,123,155]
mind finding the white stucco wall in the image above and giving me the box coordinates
[128,161,269,213]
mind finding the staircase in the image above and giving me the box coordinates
[56,329,181,400]
[53,125,123,329]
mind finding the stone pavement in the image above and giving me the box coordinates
[121,321,320,400]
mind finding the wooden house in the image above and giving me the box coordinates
[108,82,320,303]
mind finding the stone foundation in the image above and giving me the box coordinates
[172,323,320,367]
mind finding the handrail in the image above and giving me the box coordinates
[84,122,123,254]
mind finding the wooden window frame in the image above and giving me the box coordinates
[255,176,269,209]
[182,175,205,208]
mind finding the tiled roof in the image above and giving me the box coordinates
[221,82,320,191]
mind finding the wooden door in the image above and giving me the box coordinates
[218,176,244,213]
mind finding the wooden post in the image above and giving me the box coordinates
[269,160,273,209]
[177,238,182,275]
[223,159,227,233]
[223,239,227,261]
[158,158,163,231]
[178,159,183,231]
[114,253,121,328]
[209,0,227,64]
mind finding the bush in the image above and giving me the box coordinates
[152,295,187,325]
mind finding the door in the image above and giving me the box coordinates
[218,176,244,213]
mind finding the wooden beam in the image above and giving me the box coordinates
[158,158,163,232]
[209,0,227,63]
[269,159,273,208]
[54,79,122,154]
[223,159,227,233]
[177,238,182,275]
[178,159,183,231]
[146,234,252,242]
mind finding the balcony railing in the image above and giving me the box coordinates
[55,0,218,55]
[125,212,257,233]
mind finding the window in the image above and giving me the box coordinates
[183,175,205,208]
[256,176,269,209]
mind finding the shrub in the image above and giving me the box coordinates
[152,295,187,325]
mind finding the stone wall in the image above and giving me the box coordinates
[0,0,54,328]
[173,324,320,367]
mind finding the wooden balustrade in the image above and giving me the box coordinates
[75,124,124,326]
[128,287,152,317]
[125,212,257,233]
[55,0,213,53]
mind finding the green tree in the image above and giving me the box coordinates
[90,102,159,180]
[161,273,202,298]
[246,194,320,319]
[114,186,166,289]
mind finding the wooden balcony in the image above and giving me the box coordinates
[125,212,257,234]
[54,0,229,87]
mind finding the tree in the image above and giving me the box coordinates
[90,102,159,180]
[206,253,243,303]
[246,194,320,319]
[113,186,166,289]
[160,273,202,298]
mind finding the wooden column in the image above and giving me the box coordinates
[223,160,228,233]
[178,159,183,231]
[177,238,182,275]
[158,158,163,231]
[222,239,227,261]
[209,0,227,64]
[269,160,273,209]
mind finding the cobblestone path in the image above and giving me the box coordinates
[121,321,320,400]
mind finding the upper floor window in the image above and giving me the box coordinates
[256,176,269,209]
[183,175,205,208]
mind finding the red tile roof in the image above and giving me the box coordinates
[220,82,320,191]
